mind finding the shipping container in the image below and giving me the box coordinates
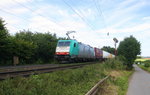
[103,51,115,59]
[94,48,103,59]
[102,51,110,59]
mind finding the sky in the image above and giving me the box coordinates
[0,0,150,56]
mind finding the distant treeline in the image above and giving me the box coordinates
[0,18,66,65]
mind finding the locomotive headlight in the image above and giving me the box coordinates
[66,47,70,49]
[66,52,68,54]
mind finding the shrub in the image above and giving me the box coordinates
[144,63,150,67]
[104,57,125,70]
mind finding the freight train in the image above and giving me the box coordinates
[55,39,115,62]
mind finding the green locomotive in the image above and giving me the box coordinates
[55,39,95,62]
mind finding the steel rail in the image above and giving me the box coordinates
[0,62,99,80]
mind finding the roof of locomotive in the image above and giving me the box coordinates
[58,39,77,42]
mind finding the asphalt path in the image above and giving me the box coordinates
[127,64,150,95]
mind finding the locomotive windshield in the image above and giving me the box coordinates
[58,41,70,46]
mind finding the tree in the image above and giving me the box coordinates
[0,20,36,65]
[15,30,58,63]
[0,18,12,64]
[32,32,58,62]
[117,35,141,69]
[101,46,115,54]
[11,37,36,64]
[15,30,34,42]
[0,17,66,65]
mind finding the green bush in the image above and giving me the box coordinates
[144,63,150,67]
[144,60,150,64]
[139,64,150,72]
[104,57,125,70]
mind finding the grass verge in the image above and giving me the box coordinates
[99,70,133,95]
[138,64,150,72]
[0,58,132,95]
[0,63,109,95]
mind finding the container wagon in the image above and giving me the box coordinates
[102,50,115,59]
[94,48,103,61]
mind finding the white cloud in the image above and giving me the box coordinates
[6,17,20,24]
[105,0,147,24]
[116,0,137,9]
[28,16,65,34]
[59,20,86,31]
[0,0,16,6]
[110,16,134,28]
[28,15,88,38]
[74,8,95,21]
[33,4,70,19]
[143,16,150,20]
[97,23,150,34]
[9,8,29,14]
[6,25,18,35]
[0,0,33,8]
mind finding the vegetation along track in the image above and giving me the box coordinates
[0,62,99,80]
[86,75,110,95]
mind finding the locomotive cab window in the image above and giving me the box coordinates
[58,42,64,46]
[58,41,70,46]
[74,43,76,47]
[64,42,70,46]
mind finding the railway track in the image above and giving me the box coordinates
[0,62,99,80]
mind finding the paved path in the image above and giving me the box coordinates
[127,64,150,95]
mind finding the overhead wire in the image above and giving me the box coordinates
[0,9,30,22]
[0,8,51,33]
[70,0,96,30]
[94,0,102,17]
[0,8,56,34]
[12,0,67,30]
[27,0,75,31]
[0,9,31,31]
[62,0,95,32]
[0,0,70,34]
[28,0,80,35]
[96,0,114,47]
[94,0,109,35]
[1,0,105,35]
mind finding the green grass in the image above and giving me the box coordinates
[135,58,150,62]
[0,58,130,95]
[0,63,109,95]
[112,71,133,95]
[100,70,133,95]
[137,60,150,72]
[138,64,150,72]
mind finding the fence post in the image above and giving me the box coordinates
[13,56,19,66]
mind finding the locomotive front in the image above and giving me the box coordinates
[55,40,71,61]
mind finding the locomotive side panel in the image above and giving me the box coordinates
[78,43,86,58]
[78,43,95,59]
[89,47,95,59]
